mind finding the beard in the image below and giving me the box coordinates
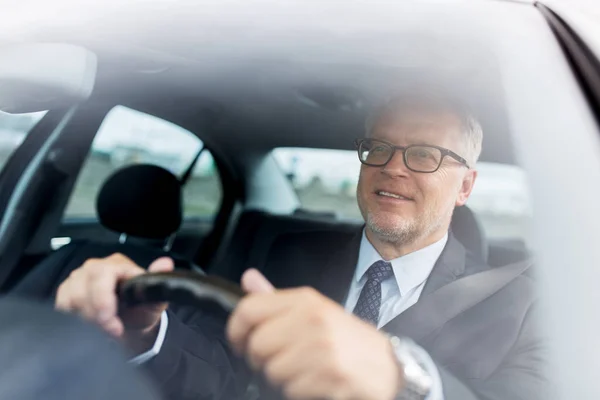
[358,191,450,246]
[364,208,443,246]
[365,211,423,245]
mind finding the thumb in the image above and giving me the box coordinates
[242,268,275,294]
[148,257,175,273]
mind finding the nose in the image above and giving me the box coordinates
[381,150,411,178]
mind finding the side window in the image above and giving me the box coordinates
[272,148,532,245]
[64,106,222,221]
[0,110,47,171]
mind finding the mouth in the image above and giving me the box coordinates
[374,190,413,201]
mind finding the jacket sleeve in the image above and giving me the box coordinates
[438,302,549,400]
[141,305,251,400]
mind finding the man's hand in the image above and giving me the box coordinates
[55,253,174,352]
[227,269,403,400]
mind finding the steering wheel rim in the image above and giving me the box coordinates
[118,270,245,313]
[119,271,269,397]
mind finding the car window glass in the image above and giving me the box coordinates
[272,147,532,244]
[64,106,222,221]
[182,150,222,220]
[0,110,47,171]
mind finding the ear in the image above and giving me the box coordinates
[455,169,477,206]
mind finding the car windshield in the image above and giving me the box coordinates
[3,1,600,399]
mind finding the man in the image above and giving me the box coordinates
[55,90,546,399]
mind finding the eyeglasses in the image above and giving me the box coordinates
[355,138,470,173]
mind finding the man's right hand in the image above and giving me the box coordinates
[55,253,174,352]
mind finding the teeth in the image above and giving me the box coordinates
[378,191,404,199]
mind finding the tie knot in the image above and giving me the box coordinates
[366,260,394,283]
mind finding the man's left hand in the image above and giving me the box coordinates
[227,269,403,400]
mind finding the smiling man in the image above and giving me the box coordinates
[357,94,477,259]
[223,91,545,400]
[54,88,546,400]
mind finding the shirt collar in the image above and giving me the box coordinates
[355,230,448,297]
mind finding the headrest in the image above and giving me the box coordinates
[96,164,182,240]
[450,205,488,262]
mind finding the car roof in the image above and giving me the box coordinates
[7,0,545,165]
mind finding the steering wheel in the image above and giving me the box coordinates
[118,270,245,312]
[119,270,267,398]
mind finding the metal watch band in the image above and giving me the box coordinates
[389,336,433,400]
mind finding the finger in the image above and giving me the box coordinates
[57,270,97,320]
[133,257,174,315]
[227,287,321,354]
[263,338,324,387]
[283,370,341,400]
[87,263,145,324]
[226,291,296,354]
[75,279,99,321]
[246,309,309,370]
[242,268,275,294]
[100,316,125,338]
[148,257,174,273]
[55,280,74,312]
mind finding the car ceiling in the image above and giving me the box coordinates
[8,0,537,166]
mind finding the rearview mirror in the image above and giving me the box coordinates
[0,43,97,113]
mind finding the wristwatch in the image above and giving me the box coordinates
[389,336,434,400]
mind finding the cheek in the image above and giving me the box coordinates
[358,169,374,194]
[416,176,450,205]
[420,174,464,208]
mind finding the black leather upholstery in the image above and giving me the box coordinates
[450,205,488,262]
[12,164,194,300]
[211,205,488,283]
[97,164,182,240]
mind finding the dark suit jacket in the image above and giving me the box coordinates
[145,229,548,400]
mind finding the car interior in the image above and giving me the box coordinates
[1,77,530,295]
[3,1,600,397]
[0,1,584,301]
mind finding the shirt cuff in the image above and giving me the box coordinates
[409,342,444,400]
[128,311,169,365]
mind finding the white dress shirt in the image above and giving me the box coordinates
[128,310,169,364]
[344,230,447,400]
[134,230,449,399]
[344,230,447,327]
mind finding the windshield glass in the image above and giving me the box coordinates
[7,0,593,398]
[0,110,47,170]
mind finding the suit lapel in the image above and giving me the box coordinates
[381,234,466,341]
[312,229,363,305]
[420,235,466,297]
[305,231,472,342]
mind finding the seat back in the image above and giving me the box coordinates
[211,205,488,283]
[450,205,488,262]
[12,164,195,299]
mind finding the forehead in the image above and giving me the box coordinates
[370,105,464,149]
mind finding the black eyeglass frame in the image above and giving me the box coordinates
[354,138,470,173]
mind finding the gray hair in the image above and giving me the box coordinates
[365,89,483,166]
